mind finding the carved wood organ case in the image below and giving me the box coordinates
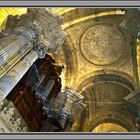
[6,55,62,131]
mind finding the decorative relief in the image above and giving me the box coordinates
[0,99,28,132]
[79,24,127,66]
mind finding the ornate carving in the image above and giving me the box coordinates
[28,63,55,112]
[0,99,28,132]
[32,8,67,53]
[46,87,86,131]
[80,24,127,66]
[0,8,67,102]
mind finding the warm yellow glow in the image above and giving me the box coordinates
[137,39,140,83]
[0,8,27,30]
[92,123,128,132]
[61,10,125,29]
[59,69,66,89]
[49,8,75,15]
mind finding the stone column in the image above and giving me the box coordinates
[0,8,67,102]
[0,28,35,66]
[48,87,86,131]
[0,50,38,101]
[0,43,32,78]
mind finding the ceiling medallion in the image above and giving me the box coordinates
[79,24,127,66]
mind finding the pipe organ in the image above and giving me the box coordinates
[0,8,86,132]
[0,8,67,131]
[6,54,63,131]
[0,8,67,102]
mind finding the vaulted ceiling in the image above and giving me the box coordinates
[50,8,140,132]
[51,8,138,89]
[1,8,140,132]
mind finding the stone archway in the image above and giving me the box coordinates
[72,73,137,132]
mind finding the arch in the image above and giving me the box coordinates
[88,109,137,132]
[92,122,128,132]
[76,69,136,93]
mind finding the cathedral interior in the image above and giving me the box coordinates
[1,8,140,132]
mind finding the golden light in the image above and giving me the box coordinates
[49,8,75,15]
[61,10,125,29]
[92,123,128,132]
[137,39,140,83]
[0,8,27,31]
